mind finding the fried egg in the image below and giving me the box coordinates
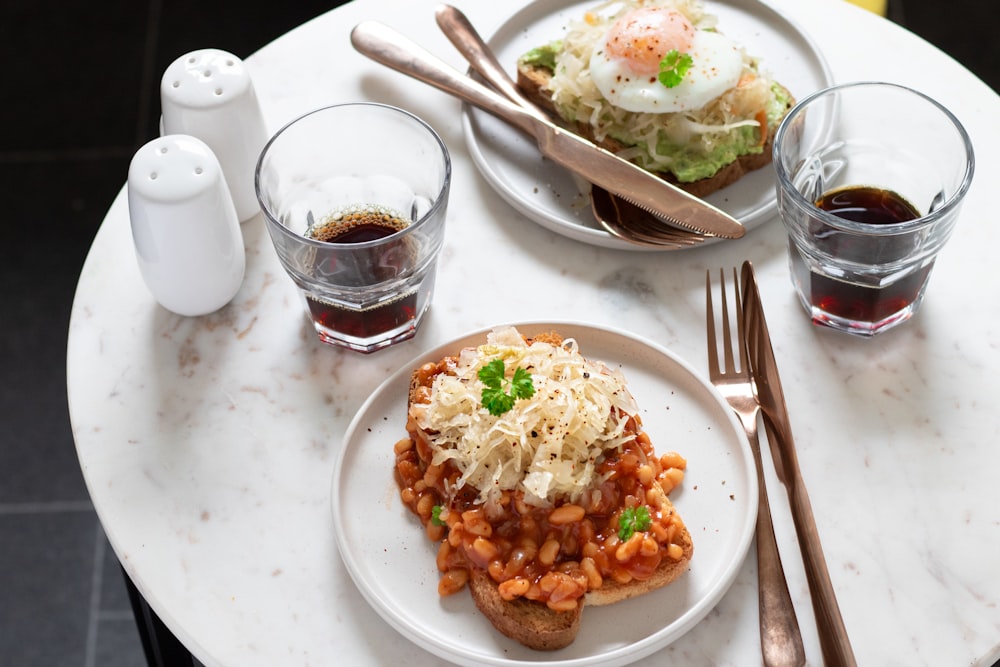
[589,7,745,114]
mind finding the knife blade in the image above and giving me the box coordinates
[350,20,745,240]
[740,261,857,667]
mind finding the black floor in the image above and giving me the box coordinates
[1,1,996,665]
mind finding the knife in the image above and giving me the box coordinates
[740,261,858,667]
[434,4,551,122]
[350,20,745,240]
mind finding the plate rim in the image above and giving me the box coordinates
[331,320,758,666]
[461,0,835,251]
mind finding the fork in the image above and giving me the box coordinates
[707,268,806,667]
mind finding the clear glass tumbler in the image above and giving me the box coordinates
[773,82,974,337]
[255,103,451,353]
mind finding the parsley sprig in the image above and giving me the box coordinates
[431,505,445,527]
[618,506,652,541]
[658,49,693,88]
[478,359,535,416]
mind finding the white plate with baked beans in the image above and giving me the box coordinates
[332,322,757,666]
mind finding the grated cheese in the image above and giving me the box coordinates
[412,327,640,510]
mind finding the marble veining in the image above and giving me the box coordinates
[67,0,1000,665]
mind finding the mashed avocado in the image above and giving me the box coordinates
[518,42,561,72]
[520,43,792,183]
[646,130,760,182]
[617,83,793,182]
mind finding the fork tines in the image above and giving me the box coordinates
[706,267,749,380]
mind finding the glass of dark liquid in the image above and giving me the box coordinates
[255,103,450,353]
[774,82,974,337]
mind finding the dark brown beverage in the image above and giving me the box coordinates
[304,206,419,348]
[306,206,410,244]
[304,290,418,340]
[800,185,930,327]
[814,185,920,225]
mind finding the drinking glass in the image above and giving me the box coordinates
[773,81,974,337]
[256,103,451,353]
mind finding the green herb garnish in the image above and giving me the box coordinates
[618,506,652,542]
[658,49,693,88]
[478,359,536,416]
[431,504,445,527]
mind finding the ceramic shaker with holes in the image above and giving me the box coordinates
[160,49,269,222]
[127,134,245,316]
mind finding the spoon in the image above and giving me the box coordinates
[434,4,705,249]
[590,186,705,248]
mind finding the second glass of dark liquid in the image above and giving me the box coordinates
[773,82,974,337]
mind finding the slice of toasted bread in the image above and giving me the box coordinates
[404,331,694,650]
[466,514,693,649]
[516,61,794,198]
[468,568,583,651]
[585,502,694,607]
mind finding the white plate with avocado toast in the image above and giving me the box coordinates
[462,0,834,251]
[332,321,756,666]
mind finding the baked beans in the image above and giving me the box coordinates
[394,357,688,611]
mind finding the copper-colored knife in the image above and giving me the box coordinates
[740,261,857,667]
[349,20,745,240]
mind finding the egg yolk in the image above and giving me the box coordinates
[604,8,695,76]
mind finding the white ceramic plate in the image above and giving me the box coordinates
[332,322,757,666]
[462,0,834,251]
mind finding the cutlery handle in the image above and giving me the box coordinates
[742,415,806,667]
[350,21,539,137]
[764,418,857,667]
[742,260,856,666]
[434,5,549,121]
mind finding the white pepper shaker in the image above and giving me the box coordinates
[160,49,268,222]
[128,135,245,316]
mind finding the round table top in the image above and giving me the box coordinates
[67,0,1000,664]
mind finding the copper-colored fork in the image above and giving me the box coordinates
[742,262,857,667]
[706,268,806,667]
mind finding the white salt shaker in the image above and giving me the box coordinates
[128,135,245,316]
[160,49,268,222]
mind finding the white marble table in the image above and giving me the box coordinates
[67,0,1000,664]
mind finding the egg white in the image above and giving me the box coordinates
[589,29,745,114]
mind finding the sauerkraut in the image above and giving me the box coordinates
[411,327,640,509]
[536,0,785,180]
